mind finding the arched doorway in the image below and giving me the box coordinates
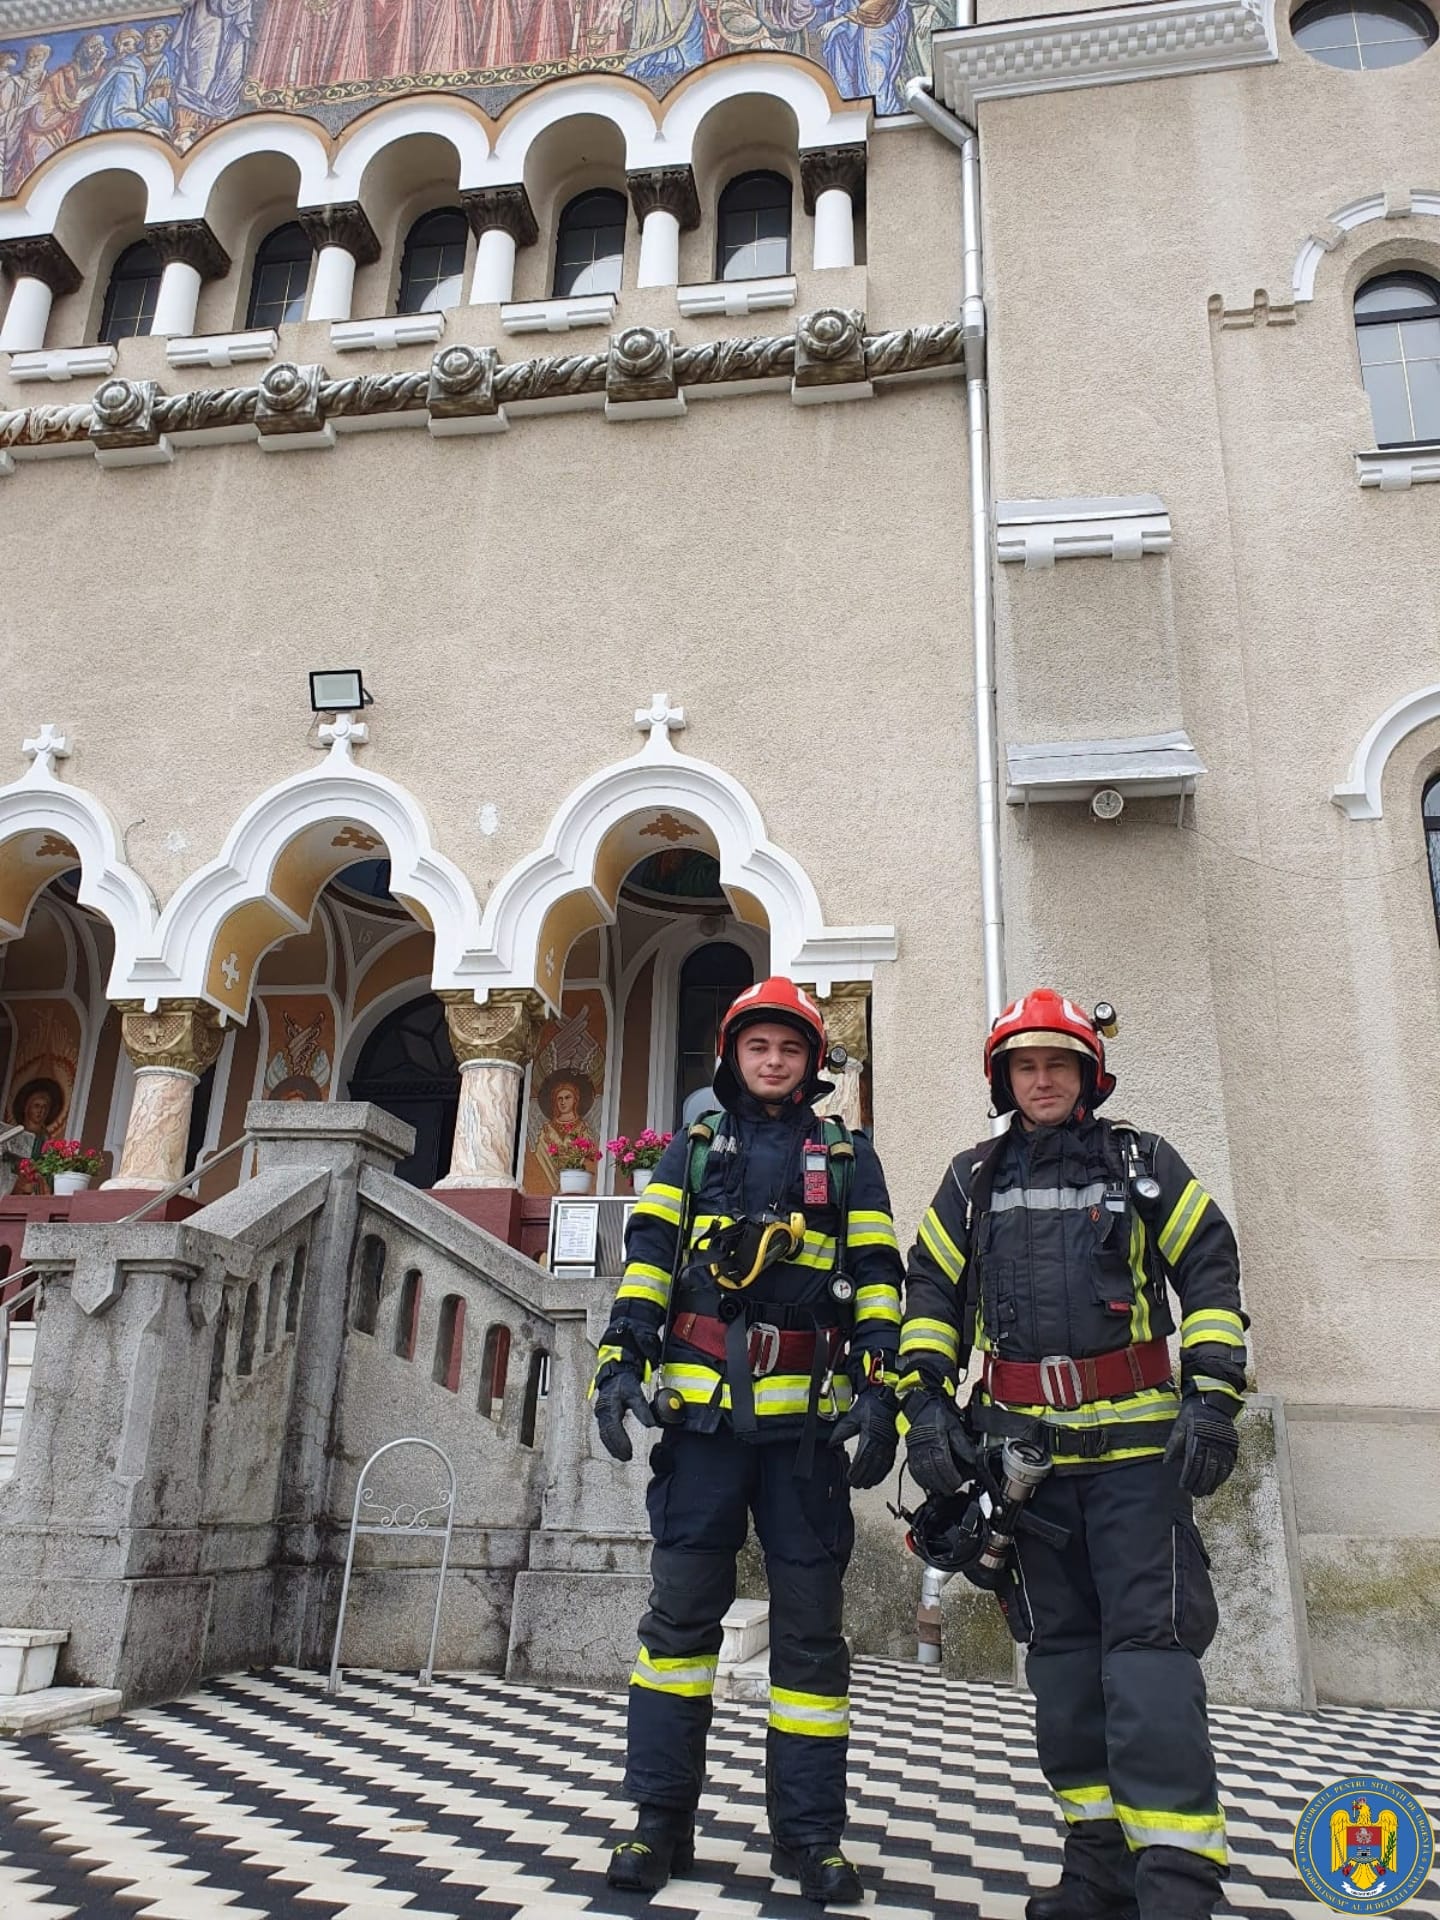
[348,992,459,1187]
[675,939,754,1121]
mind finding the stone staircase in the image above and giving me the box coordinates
[0,1319,34,1485]
[714,1599,770,1702]
[0,1629,120,1736]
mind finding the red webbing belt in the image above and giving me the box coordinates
[983,1336,1172,1411]
[670,1311,839,1378]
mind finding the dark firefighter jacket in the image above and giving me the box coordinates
[899,1113,1247,1470]
[597,1091,904,1437]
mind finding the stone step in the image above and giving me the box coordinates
[0,1685,122,1738]
[719,1599,769,1666]
[715,1651,769,1704]
[0,1323,36,1484]
[0,1628,67,1696]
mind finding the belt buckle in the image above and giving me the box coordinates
[1039,1354,1084,1411]
[748,1322,781,1378]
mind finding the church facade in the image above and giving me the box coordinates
[0,0,1437,1707]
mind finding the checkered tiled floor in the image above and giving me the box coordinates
[1,1660,1436,1918]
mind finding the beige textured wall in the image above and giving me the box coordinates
[982,34,1440,1412]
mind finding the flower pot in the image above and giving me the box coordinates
[631,1170,653,1195]
[52,1171,92,1195]
[558,1169,593,1195]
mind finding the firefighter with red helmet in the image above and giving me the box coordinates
[593,976,904,1904]
[900,991,1247,1920]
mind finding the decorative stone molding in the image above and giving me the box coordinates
[255,360,333,450]
[0,233,81,296]
[9,344,116,383]
[1292,190,1440,302]
[501,293,618,335]
[1207,290,1295,330]
[167,329,278,370]
[118,998,226,1079]
[426,343,507,436]
[1331,683,1440,820]
[89,376,173,468]
[929,0,1277,121]
[676,276,796,318]
[799,144,867,215]
[145,219,231,281]
[0,319,967,471]
[605,325,683,419]
[332,313,446,353]
[296,203,381,267]
[627,166,701,231]
[439,987,546,1067]
[1355,446,1440,491]
[792,306,870,404]
[995,495,1172,568]
[460,184,539,248]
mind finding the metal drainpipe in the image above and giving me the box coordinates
[903,57,1006,1670]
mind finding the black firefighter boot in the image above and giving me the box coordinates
[769,1843,865,1905]
[1027,1820,1139,1920]
[1133,1844,1224,1920]
[606,1806,696,1892]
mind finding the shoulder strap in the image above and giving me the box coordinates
[685,1113,722,1194]
[819,1115,854,1208]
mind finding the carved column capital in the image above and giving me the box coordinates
[627,166,701,232]
[799,144,867,216]
[145,218,231,281]
[460,185,539,249]
[439,988,547,1068]
[0,233,81,296]
[821,981,870,1065]
[117,998,226,1079]
[297,202,381,267]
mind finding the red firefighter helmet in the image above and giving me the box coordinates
[985,989,1116,1114]
[714,976,830,1108]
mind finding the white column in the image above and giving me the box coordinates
[307,244,357,324]
[0,276,55,353]
[151,258,202,338]
[470,226,518,306]
[105,1067,199,1191]
[812,187,856,271]
[439,1059,525,1187]
[637,207,681,289]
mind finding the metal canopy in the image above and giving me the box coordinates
[1005,730,1206,806]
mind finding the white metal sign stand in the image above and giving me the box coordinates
[327,1437,457,1695]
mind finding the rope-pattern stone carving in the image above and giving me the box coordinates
[672,333,797,385]
[493,350,608,404]
[152,386,261,432]
[318,369,431,417]
[864,322,966,378]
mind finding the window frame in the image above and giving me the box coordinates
[98,239,163,345]
[1354,269,1440,448]
[1424,773,1440,947]
[245,221,315,332]
[552,188,628,300]
[397,206,470,315]
[715,170,793,284]
[1291,0,1438,66]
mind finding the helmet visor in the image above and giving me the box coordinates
[992,1029,1094,1059]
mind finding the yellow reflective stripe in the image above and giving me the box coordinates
[984,1386,1179,1430]
[1128,1215,1151,1346]
[1180,1309,1246,1349]
[855,1285,901,1325]
[916,1208,966,1284]
[1057,1785,1116,1823]
[792,1231,839,1272]
[769,1687,849,1737]
[617,1262,671,1308]
[1114,1803,1227,1864]
[692,1212,736,1237]
[634,1184,683,1225]
[631,1647,718,1697]
[900,1317,961,1360]
[658,1363,853,1416]
[1191,1375,1245,1402]
[848,1211,900,1252]
[1158,1181,1210,1264]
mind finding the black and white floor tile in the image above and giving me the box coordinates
[1,1660,1436,1918]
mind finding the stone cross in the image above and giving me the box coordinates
[635,692,685,749]
[22,724,70,776]
[318,714,370,759]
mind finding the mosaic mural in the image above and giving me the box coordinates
[0,0,948,196]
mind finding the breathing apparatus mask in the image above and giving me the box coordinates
[697,1211,808,1293]
[898,1437,1066,1585]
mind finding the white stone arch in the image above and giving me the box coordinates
[492,77,667,177]
[327,97,495,201]
[1293,190,1440,302]
[131,731,483,1016]
[0,136,178,240]
[172,118,334,223]
[1331,683,1440,820]
[0,737,156,992]
[659,58,868,160]
[469,696,896,1005]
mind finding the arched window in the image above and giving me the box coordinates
[351,1233,386,1335]
[1292,0,1436,66]
[264,1261,283,1351]
[349,993,460,1187]
[395,1269,422,1360]
[520,1349,549,1449]
[398,208,468,313]
[553,190,626,298]
[1355,272,1440,445]
[1425,775,1440,942]
[434,1294,465,1392]
[246,222,314,330]
[717,172,792,282]
[478,1323,511,1421]
[99,241,162,344]
[675,941,755,1121]
[285,1243,306,1334]
[237,1283,259,1375]
[207,1295,230,1405]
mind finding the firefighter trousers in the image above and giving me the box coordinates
[624,1424,854,1850]
[1002,1453,1227,1898]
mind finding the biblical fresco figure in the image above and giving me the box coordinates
[170,0,253,145]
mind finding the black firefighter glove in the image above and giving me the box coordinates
[1164,1394,1239,1498]
[904,1389,978,1498]
[594,1362,657,1463]
[829,1385,899,1489]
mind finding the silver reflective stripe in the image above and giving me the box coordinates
[988,1182,1109,1214]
